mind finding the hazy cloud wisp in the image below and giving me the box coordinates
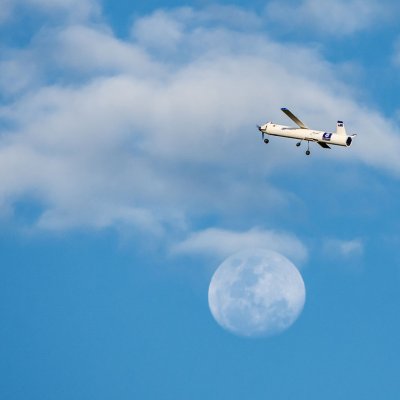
[172,227,308,264]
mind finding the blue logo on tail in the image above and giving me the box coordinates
[323,132,332,141]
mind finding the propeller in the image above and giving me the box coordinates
[257,125,264,140]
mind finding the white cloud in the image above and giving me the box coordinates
[0,0,14,23]
[0,0,99,25]
[266,0,389,36]
[50,25,163,76]
[131,5,262,52]
[35,0,99,17]
[131,9,189,52]
[0,56,39,95]
[323,238,364,257]
[172,228,308,264]
[31,0,99,21]
[1,5,400,234]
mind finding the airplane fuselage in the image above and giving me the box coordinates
[260,123,354,147]
[257,108,356,155]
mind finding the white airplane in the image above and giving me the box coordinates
[257,108,356,155]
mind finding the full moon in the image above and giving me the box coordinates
[208,249,306,337]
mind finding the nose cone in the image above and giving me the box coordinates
[258,123,268,132]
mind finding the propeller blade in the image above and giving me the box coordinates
[257,125,264,140]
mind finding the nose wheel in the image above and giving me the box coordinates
[258,126,269,144]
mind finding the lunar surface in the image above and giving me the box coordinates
[208,249,306,337]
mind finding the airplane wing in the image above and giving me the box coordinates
[281,108,308,129]
[317,142,331,149]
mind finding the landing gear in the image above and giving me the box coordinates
[296,140,311,155]
[305,141,311,156]
[258,127,269,144]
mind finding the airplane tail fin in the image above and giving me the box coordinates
[336,121,347,136]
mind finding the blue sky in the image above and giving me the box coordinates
[0,0,400,398]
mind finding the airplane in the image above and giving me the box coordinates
[257,108,356,155]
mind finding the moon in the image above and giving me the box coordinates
[208,249,306,337]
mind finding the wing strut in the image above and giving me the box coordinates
[281,108,308,129]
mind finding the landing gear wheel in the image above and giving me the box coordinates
[264,138,269,144]
[305,150,311,156]
[296,142,301,147]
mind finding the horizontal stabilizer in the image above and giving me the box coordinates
[318,141,331,149]
[281,108,308,129]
